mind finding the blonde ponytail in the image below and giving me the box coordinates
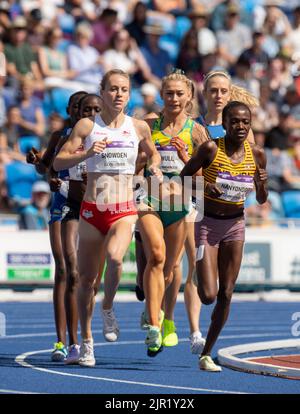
[230,84,259,107]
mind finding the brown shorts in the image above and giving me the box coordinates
[195,214,245,248]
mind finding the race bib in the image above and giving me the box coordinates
[216,171,254,203]
[98,140,135,171]
[156,144,186,174]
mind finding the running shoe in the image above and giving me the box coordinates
[135,285,145,302]
[51,342,67,362]
[199,355,222,372]
[65,344,80,365]
[78,340,96,367]
[145,326,163,357]
[102,307,119,342]
[190,332,206,354]
[140,309,164,330]
[162,319,178,347]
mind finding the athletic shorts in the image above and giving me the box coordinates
[80,200,137,235]
[61,199,81,222]
[49,192,67,225]
[144,195,189,228]
[195,214,245,248]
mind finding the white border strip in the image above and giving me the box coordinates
[218,338,300,379]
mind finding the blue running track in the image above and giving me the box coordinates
[0,300,299,394]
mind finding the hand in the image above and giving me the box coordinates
[170,137,188,162]
[205,182,223,197]
[86,139,109,158]
[49,178,62,192]
[148,165,163,183]
[255,168,268,183]
[26,147,40,165]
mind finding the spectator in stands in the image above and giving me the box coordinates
[102,29,151,84]
[151,0,187,17]
[125,1,147,46]
[176,27,202,81]
[238,31,270,80]
[40,112,65,151]
[265,105,291,151]
[216,2,252,69]
[67,22,104,93]
[91,8,119,54]
[188,6,217,57]
[16,76,45,141]
[283,6,300,62]
[0,104,20,152]
[27,8,46,53]
[231,56,260,99]
[251,80,279,134]
[267,56,293,106]
[4,16,43,89]
[0,1,10,34]
[133,82,160,119]
[38,26,77,90]
[19,180,51,230]
[282,139,300,190]
[140,23,172,87]
[260,3,292,59]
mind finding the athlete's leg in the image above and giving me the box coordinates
[164,246,184,321]
[201,241,244,356]
[102,215,137,310]
[93,249,106,296]
[77,218,105,341]
[139,211,165,328]
[184,219,202,335]
[135,231,147,300]
[163,218,186,291]
[61,219,79,346]
[49,221,67,345]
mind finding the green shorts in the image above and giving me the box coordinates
[146,196,189,228]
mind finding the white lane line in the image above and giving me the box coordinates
[0,389,45,394]
[1,331,289,340]
[15,347,249,395]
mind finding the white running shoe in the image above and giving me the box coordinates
[199,355,222,372]
[102,308,119,342]
[190,332,206,354]
[65,344,80,365]
[78,340,95,367]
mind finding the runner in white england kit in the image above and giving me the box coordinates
[53,70,161,367]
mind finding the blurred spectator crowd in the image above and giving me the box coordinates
[0,0,300,229]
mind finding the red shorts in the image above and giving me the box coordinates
[80,200,137,235]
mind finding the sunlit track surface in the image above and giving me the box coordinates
[0,301,299,394]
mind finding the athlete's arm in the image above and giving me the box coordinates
[26,130,63,174]
[192,122,209,152]
[252,146,268,205]
[134,118,162,179]
[180,140,216,179]
[53,118,104,171]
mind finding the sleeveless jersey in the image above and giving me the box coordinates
[203,137,256,205]
[85,114,139,174]
[197,115,226,140]
[151,116,194,175]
